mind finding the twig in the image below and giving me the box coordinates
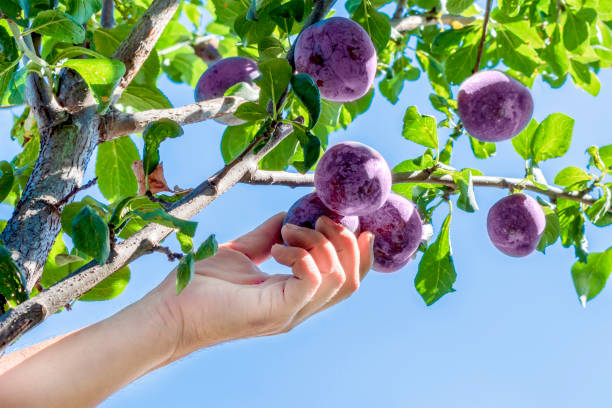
[472,0,493,74]
[391,14,477,33]
[392,0,406,20]
[151,246,184,262]
[101,0,115,28]
[55,177,98,208]
[145,190,171,210]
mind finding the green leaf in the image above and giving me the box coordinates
[41,232,77,288]
[0,161,15,203]
[66,0,102,24]
[162,49,207,88]
[194,234,218,261]
[469,136,496,159]
[256,58,292,113]
[598,145,612,170]
[60,198,108,236]
[499,0,524,17]
[79,265,130,301]
[537,205,561,253]
[221,122,259,163]
[55,253,86,267]
[532,113,574,163]
[132,208,197,237]
[511,118,538,160]
[31,10,85,43]
[415,212,456,306]
[454,170,479,212]
[393,150,436,172]
[96,136,139,202]
[234,102,269,121]
[571,248,612,306]
[62,58,126,104]
[554,166,591,191]
[585,186,611,225]
[176,231,194,253]
[293,131,321,174]
[444,44,479,85]
[0,26,19,103]
[72,205,111,265]
[142,119,183,175]
[402,106,438,149]
[351,2,391,54]
[0,244,27,306]
[569,59,600,96]
[563,11,589,53]
[446,0,473,14]
[119,85,172,111]
[291,73,321,129]
[557,199,587,262]
[176,252,195,294]
[260,133,298,170]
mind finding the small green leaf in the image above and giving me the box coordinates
[571,247,612,306]
[446,0,474,14]
[72,205,111,265]
[176,231,194,253]
[234,102,269,121]
[260,133,298,171]
[119,85,172,111]
[444,44,478,85]
[79,265,130,301]
[142,119,183,176]
[597,145,612,170]
[532,113,574,163]
[454,170,479,213]
[221,122,259,163]
[31,10,86,43]
[554,166,591,191]
[96,136,139,202]
[176,252,195,294]
[0,26,19,103]
[499,0,524,16]
[511,118,538,160]
[61,58,126,104]
[195,234,218,261]
[557,199,588,262]
[563,12,589,53]
[224,81,260,101]
[0,244,27,307]
[291,73,321,129]
[132,208,197,237]
[351,2,391,54]
[537,205,561,253]
[0,161,15,203]
[256,58,292,114]
[585,186,611,224]
[55,253,86,267]
[293,131,321,174]
[469,136,496,159]
[415,212,456,306]
[61,199,109,236]
[258,36,284,58]
[66,0,102,24]
[393,150,436,172]
[402,106,438,149]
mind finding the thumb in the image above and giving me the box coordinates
[221,212,286,264]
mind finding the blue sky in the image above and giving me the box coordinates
[2,41,612,408]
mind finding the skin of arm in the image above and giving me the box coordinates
[0,213,374,408]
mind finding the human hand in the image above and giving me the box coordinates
[147,212,374,364]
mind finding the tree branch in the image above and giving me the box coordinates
[108,0,181,106]
[391,14,477,33]
[99,96,245,143]
[0,123,297,353]
[101,0,115,28]
[240,170,608,211]
[473,0,493,74]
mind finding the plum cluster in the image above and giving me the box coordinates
[284,142,424,273]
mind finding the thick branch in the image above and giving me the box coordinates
[109,0,180,105]
[99,96,245,142]
[0,123,296,352]
[101,0,115,28]
[241,170,607,210]
[391,14,477,33]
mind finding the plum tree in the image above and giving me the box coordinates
[283,193,359,238]
[359,193,423,273]
[294,17,377,102]
[0,0,611,355]
[457,70,534,142]
[314,142,392,216]
[487,194,546,257]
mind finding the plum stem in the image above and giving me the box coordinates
[472,0,493,74]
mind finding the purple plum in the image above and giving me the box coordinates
[294,17,377,102]
[195,57,260,101]
[487,194,546,257]
[457,70,534,142]
[283,193,359,239]
[359,193,423,273]
[314,142,392,216]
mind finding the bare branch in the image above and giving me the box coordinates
[241,170,608,210]
[0,123,297,352]
[101,0,115,28]
[99,96,245,142]
[391,14,477,33]
[109,0,181,105]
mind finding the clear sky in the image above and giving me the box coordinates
[2,35,612,408]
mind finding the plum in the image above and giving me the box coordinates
[487,193,546,257]
[283,193,359,238]
[294,17,377,102]
[195,57,260,126]
[457,70,534,142]
[314,142,392,216]
[359,193,423,273]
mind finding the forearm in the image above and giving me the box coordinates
[0,296,177,408]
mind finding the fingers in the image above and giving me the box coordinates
[271,245,322,310]
[221,212,285,264]
[357,231,375,281]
